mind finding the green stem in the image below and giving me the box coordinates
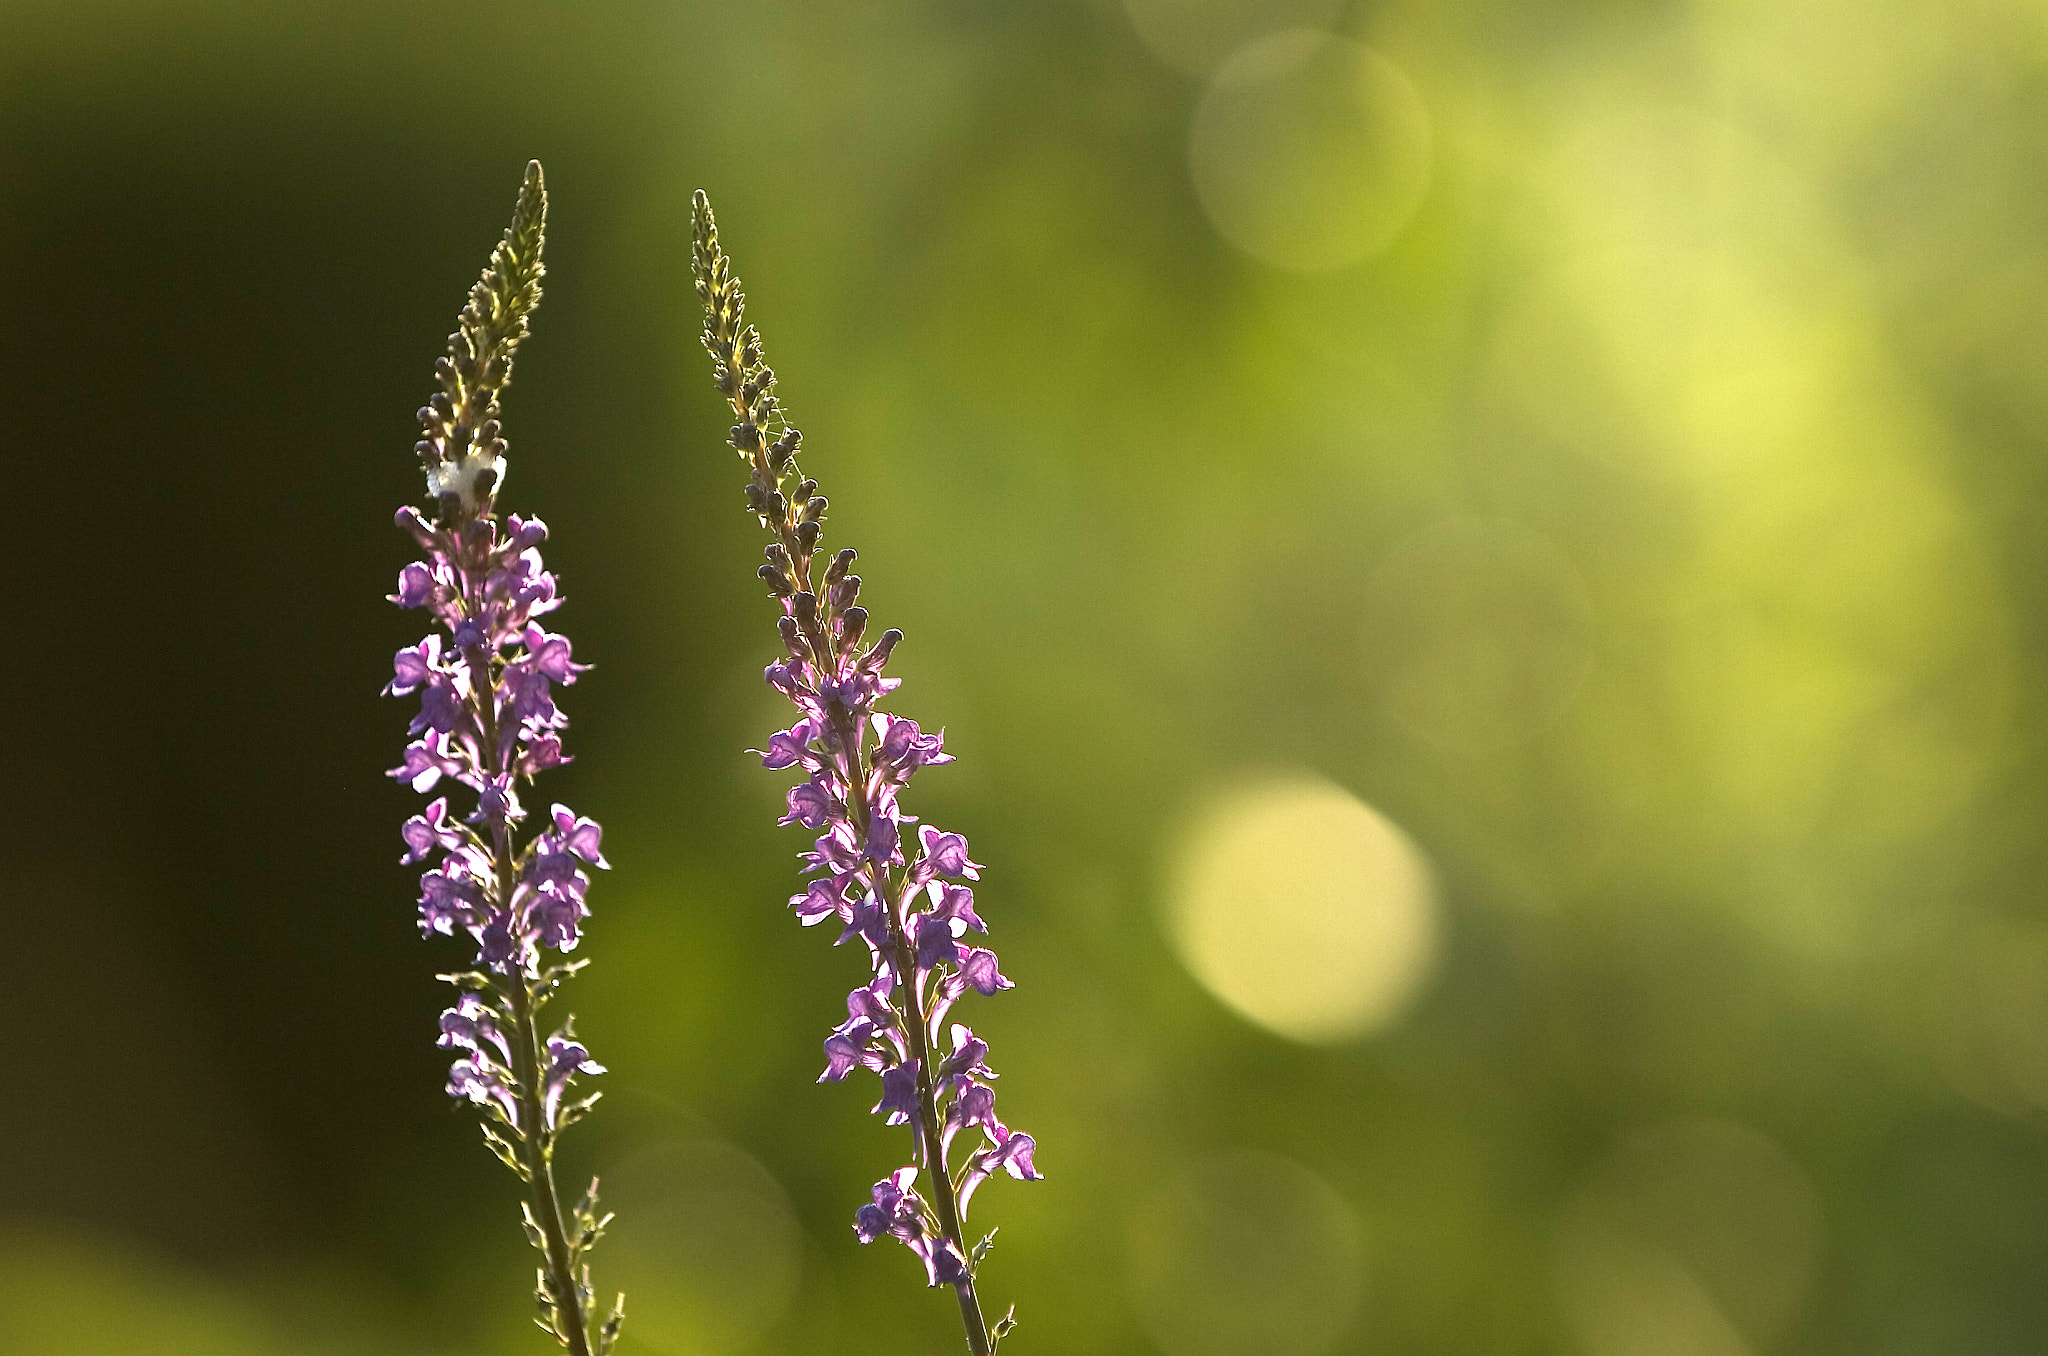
[887,919,994,1355]
[838,720,992,1355]
[459,522,595,1356]
[508,969,595,1356]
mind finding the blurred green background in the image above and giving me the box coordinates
[7,0,2048,1352]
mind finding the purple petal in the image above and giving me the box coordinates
[541,1033,604,1128]
[394,505,438,550]
[913,825,981,882]
[389,735,459,793]
[387,636,440,693]
[792,877,848,925]
[520,733,570,775]
[848,976,896,1026]
[414,677,465,736]
[873,1061,921,1127]
[758,720,818,770]
[392,563,437,609]
[928,883,986,935]
[953,1083,997,1136]
[418,867,482,934]
[549,805,609,868]
[959,948,1013,996]
[863,810,902,865]
[835,897,892,952]
[914,913,963,971]
[939,1025,994,1083]
[783,777,837,830]
[399,797,464,864]
[819,1021,875,1082]
[524,626,588,684]
[505,514,548,548]
[994,1127,1040,1180]
[853,1203,892,1244]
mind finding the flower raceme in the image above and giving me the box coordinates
[690,190,1038,1356]
[384,161,622,1356]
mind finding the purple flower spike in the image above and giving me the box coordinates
[385,162,622,1354]
[692,190,1038,1348]
[389,376,616,977]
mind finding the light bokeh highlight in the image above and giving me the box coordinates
[1166,774,1438,1043]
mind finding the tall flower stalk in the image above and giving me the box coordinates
[688,191,1040,1354]
[385,161,624,1356]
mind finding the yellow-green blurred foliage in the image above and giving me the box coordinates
[7,0,2048,1353]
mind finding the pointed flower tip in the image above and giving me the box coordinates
[692,189,714,236]
[506,161,547,276]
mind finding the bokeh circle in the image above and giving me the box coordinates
[1189,30,1432,270]
[1166,773,1439,1042]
